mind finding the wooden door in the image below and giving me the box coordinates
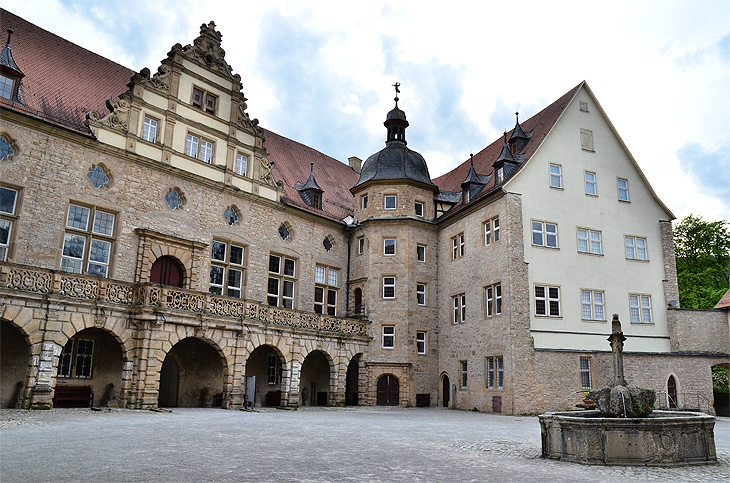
[376,374,399,406]
[150,256,183,287]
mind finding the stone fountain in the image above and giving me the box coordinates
[539,314,717,466]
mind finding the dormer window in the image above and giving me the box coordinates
[0,29,25,104]
[192,86,217,115]
[0,74,14,99]
[497,167,504,183]
[312,192,321,209]
[296,162,324,209]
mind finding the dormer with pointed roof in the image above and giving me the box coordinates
[297,162,324,209]
[493,132,522,184]
[0,28,24,103]
[508,111,532,154]
[461,154,490,203]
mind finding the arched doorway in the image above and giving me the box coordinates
[158,338,224,407]
[1,321,30,408]
[345,354,361,406]
[376,374,399,406]
[150,255,184,287]
[667,375,678,409]
[299,350,332,406]
[54,328,124,407]
[353,288,362,314]
[442,374,450,408]
[712,364,729,416]
[245,345,285,407]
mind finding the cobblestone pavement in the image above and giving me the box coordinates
[1,407,728,482]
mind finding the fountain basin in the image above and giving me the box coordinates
[539,410,716,466]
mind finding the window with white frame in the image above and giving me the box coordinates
[382,326,395,348]
[580,357,592,389]
[235,153,248,177]
[580,129,594,152]
[384,195,396,210]
[629,294,653,323]
[142,116,158,143]
[416,331,426,354]
[460,360,468,388]
[549,163,562,188]
[497,167,504,184]
[0,74,14,100]
[452,233,465,259]
[61,203,115,277]
[185,133,213,163]
[535,285,560,317]
[486,356,504,389]
[577,228,602,255]
[532,221,558,248]
[617,178,630,201]
[192,86,217,115]
[416,283,426,306]
[484,217,500,245]
[57,338,95,379]
[417,244,426,262]
[625,235,647,260]
[383,238,396,256]
[453,293,466,324]
[209,240,245,298]
[382,277,396,299]
[314,265,339,315]
[0,186,19,262]
[585,171,597,196]
[581,290,605,321]
[486,283,502,317]
[415,201,424,217]
[357,237,365,255]
[361,194,368,210]
[267,254,296,308]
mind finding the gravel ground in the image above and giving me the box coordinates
[1,407,728,482]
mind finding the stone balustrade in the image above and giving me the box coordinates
[1,263,369,337]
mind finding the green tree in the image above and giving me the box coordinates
[674,215,730,309]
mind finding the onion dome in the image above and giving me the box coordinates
[354,84,435,189]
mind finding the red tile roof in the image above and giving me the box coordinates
[716,288,730,310]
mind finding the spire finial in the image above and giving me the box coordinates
[392,82,401,104]
[503,130,508,143]
[515,110,519,120]
[310,161,314,172]
[470,153,474,167]
[6,28,13,46]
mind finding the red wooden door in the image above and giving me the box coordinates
[150,256,183,287]
[377,374,399,406]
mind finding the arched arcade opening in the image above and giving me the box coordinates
[245,345,286,408]
[299,350,333,406]
[1,320,30,408]
[158,337,225,408]
[345,354,362,406]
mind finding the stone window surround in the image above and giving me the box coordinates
[416,283,426,306]
[624,234,648,261]
[617,178,630,202]
[485,283,502,317]
[416,244,426,262]
[141,114,160,144]
[584,170,597,196]
[535,283,561,318]
[382,325,396,349]
[581,289,605,321]
[0,184,21,262]
[416,331,426,354]
[191,85,218,115]
[414,201,424,217]
[577,227,602,255]
[629,293,653,324]
[357,236,365,255]
[209,239,246,298]
[580,356,592,389]
[314,264,339,316]
[185,130,215,163]
[361,194,368,210]
[60,202,117,278]
[484,216,500,246]
[382,276,396,299]
[486,356,504,389]
[235,152,249,177]
[459,360,468,389]
[452,232,465,260]
[383,194,396,210]
[531,219,559,249]
[267,253,297,309]
[135,228,207,289]
[549,163,563,189]
[383,237,396,256]
[580,128,595,152]
[453,293,466,324]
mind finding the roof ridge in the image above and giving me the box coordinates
[263,128,346,166]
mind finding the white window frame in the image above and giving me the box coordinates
[577,227,602,255]
[185,132,214,163]
[452,233,465,259]
[142,116,158,143]
[0,186,19,262]
[484,216,500,246]
[416,331,426,355]
[415,201,424,217]
[314,265,339,316]
[267,254,296,309]
[382,326,395,348]
[383,238,396,256]
[384,195,396,210]
[535,284,561,317]
[486,283,502,317]
[416,283,426,306]
[580,357,592,389]
[581,289,605,321]
[617,178,630,202]
[382,277,396,299]
[584,171,597,196]
[453,294,466,324]
[532,220,558,248]
[235,153,248,177]
[61,203,116,278]
[416,244,426,262]
[209,240,245,298]
[549,163,562,189]
[625,235,648,261]
[357,237,364,255]
[629,294,653,324]
[361,194,368,210]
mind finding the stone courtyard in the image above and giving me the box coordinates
[1,408,728,482]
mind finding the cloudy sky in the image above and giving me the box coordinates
[6,0,730,222]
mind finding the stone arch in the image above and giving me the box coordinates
[150,255,185,287]
[440,372,451,408]
[135,228,207,289]
[376,373,400,406]
[0,318,32,408]
[666,373,680,409]
[345,352,363,406]
[298,348,336,407]
[244,342,290,408]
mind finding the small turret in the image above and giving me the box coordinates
[296,162,324,209]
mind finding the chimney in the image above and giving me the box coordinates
[348,156,362,173]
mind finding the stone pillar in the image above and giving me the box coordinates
[29,340,57,409]
[287,360,301,408]
[659,220,680,308]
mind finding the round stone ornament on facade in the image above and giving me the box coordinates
[87,164,112,189]
[224,205,240,226]
[165,187,186,210]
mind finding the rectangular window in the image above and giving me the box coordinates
[383,238,396,256]
[185,133,199,158]
[416,283,426,306]
[314,266,339,315]
[487,357,504,389]
[361,194,368,209]
[416,331,426,354]
[497,167,504,184]
[549,163,562,188]
[384,195,396,210]
[383,277,395,299]
[142,116,158,143]
[580,357,592,389]
[452,233,465,259]
[484,217,500,245]
[580,129,594,152]
[357,237,364,255]
[57,339,73,378]
[61,203,115,277]
[460,361,468,388]
[267,354,278,384]
[496,356,504,389]
[209,240,245,298]
[57,338,95,379]
[535,285,561,317]
[579,101,589,112]
[267,254,296,309]
[617,178,630,201]
[415,202,424,217]
[192,86,217,115]
[382,326,395,348]
[0,187,19,262]
[585,171,597,196]
[581,290,605,321]
[235,153,248,176]
[416,244,426,262]
[577,228,602,255]
[629,294,653,323]
[532,221,558,248]
[0,74,14,99]
[487,357,494,388]
[186,133,213,163]
[486,283,502,317]
[453,294,466,324]
[625,235,648,261]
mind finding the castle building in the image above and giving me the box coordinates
[1,10,727,414]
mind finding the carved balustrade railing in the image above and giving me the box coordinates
[1,263,369,337]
